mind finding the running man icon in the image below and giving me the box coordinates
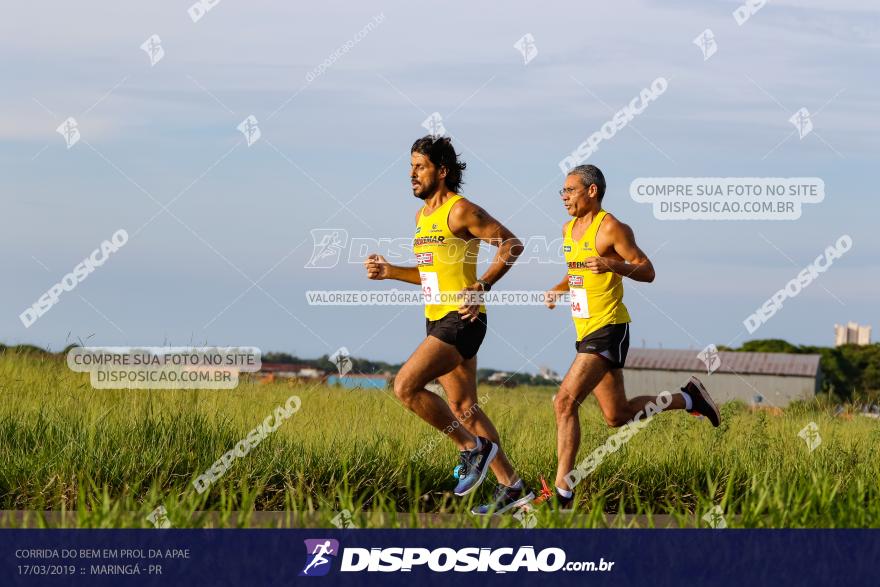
[300,539,340,577]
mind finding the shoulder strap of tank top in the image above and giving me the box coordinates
[587,210,607,241]
[444,193,463,213]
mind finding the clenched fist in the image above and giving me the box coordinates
[545,289,565,309]
[583,256,613,275]
[364,254,390,280]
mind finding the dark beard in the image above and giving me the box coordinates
[412,177,439,200]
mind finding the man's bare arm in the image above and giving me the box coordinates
[584,219,655,283]
[387,263,422,284]
[449,201,523,321]
[544,274,569,309]
[364,208,423,285]
[452,201,523,287]
[545,223,570,309]
[364,254,421,284]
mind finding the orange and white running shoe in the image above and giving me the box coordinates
[531,476,574,511]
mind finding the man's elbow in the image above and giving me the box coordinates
[644,265,656,283]
[504,237,524,264]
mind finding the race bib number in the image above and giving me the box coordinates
[420,271,440,304]
[570,288,590,318]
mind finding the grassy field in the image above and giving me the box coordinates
[2,349,879,529]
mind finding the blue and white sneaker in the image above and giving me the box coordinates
[452,436,498,496]
[471,483,536,515]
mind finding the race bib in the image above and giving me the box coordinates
[569,288,590,318]
[420,271,440,304]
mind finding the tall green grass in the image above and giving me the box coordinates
[1,351,879,528]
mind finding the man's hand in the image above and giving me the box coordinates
[584,256,615,275]
[457,282,485,322]
[544,289,566,310]
[364,254,390,280]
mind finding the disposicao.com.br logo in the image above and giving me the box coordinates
[300,540,613,575]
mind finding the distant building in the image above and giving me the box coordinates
[327,374,389,389]
[834,322,872,346]
[258,363,326,382]
[486,371,516,387]
[624,349,821,407]
[487,372,509,383]
[539,366,562,382]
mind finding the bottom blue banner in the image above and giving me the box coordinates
[3,529,876,586]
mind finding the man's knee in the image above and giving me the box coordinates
[554,390,580,416]
[449,398,478,421]
[393,375,419,408]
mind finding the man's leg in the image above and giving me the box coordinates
[591,368,686,427]
[554,357,688,490]
[439,357,517,486]
[393,336,477,450]
[553,353,610,492]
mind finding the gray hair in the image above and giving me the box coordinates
[567,165,606,202]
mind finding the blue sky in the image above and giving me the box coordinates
[2,1,878,375]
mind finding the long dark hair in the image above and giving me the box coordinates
[411,135,466,193]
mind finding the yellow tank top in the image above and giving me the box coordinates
[564,209,630,341]
[413,194,484,321]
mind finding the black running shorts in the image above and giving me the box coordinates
[575,322,631,368]
[426,311,487,360]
